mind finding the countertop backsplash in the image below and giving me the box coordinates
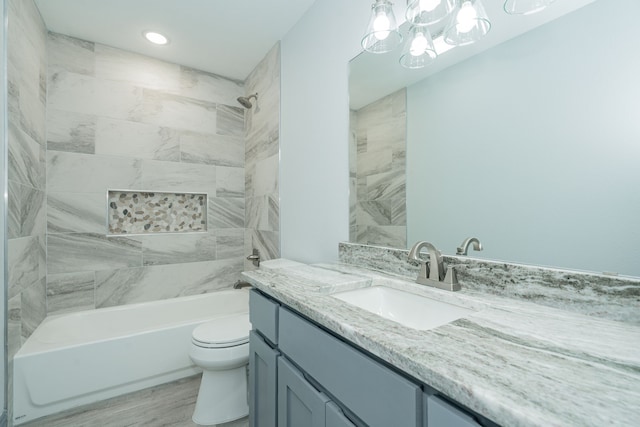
[339,242,640,325]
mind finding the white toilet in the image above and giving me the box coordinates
[189,313,251,426]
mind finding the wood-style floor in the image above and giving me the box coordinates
[22,375,249,427]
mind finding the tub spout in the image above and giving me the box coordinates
[233,281,253,290]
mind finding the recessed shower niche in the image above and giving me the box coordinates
[107,190,207,235]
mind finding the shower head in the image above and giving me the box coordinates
[237,93,258,109]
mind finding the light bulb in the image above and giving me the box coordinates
[143,31,168,45]
[410,33,429,56]
[373,12,391,40]
[456,1,477,34]
[419,0,442,13]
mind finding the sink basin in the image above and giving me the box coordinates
[332,286,474,331]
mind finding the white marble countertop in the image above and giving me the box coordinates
[241,260,640,427]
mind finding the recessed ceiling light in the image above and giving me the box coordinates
[143,31,169,45]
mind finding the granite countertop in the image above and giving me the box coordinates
[241,260,640,427]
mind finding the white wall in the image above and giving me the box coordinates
[280,0,370,263]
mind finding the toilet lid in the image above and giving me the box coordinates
[192,313,250,348]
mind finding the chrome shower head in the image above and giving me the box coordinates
[237,93,258,109]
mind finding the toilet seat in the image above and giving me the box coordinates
[192,313,250,349]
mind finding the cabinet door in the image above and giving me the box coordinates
[326,402,357,427]
[250,331,279,427]
[425,395,481,427]
[278,357,329,427]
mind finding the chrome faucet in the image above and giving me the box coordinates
[408,241,460,291]
[456,237,483,256]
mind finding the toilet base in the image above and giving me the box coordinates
[192,365,249,426]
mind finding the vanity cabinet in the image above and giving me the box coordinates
[249,290,490,427]
[249,331,278,427]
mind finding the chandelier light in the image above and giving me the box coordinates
[361,0,403,54]
[362,0,557,69]
[399,25,437,69]
[443,0,491,46]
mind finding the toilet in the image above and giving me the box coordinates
[189,313,251,426]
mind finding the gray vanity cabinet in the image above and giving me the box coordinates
[249,289,281,427]
[277,357,330,427]
[249,331,279,427]
[249,290,490,427]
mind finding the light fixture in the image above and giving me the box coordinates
[406,0,455,26]
[443,0,491,46]
[361,0,403,54]
[399,26,437,69]
[362,0,543,69]
[503,0,556,15]
[143,31,169,45]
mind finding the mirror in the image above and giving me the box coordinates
[349,0,640,277]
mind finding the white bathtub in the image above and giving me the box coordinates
[13,290,249,425]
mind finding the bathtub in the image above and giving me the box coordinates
[13,290,249,425]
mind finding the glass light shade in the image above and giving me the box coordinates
[443,0,491,46]
[406,0,456,26]
[361,0,402,53]
[399,26,437,69]
[503,0,556,15]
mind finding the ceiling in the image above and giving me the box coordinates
[34,0,317,82]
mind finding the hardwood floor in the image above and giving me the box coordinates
[22,375,249,427]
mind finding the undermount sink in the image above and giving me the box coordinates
[332,285,475,331]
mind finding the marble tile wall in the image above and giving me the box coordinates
[339,242,640,325]
[46,33,247,315]
[7,0,47,359]
[350,89,407,248]
[244,43,281,270]
[7,0,48,421]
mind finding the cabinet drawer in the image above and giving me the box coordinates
[426,395,481,427]
[250,290,279,344]
[279,308,421,427]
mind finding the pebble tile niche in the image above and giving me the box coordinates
[108,191,207,234]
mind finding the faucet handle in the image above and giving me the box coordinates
[443,266,461,291]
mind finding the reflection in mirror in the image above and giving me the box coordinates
[349,0,640,277]
[349,89,407,248]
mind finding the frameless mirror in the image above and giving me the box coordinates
[349,0,640,277]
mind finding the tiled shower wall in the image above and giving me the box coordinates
[45,33,247,314]
[7,0,47,364]
[6,0,47,421]
[350,88,407,248]
[244,43,281,269]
